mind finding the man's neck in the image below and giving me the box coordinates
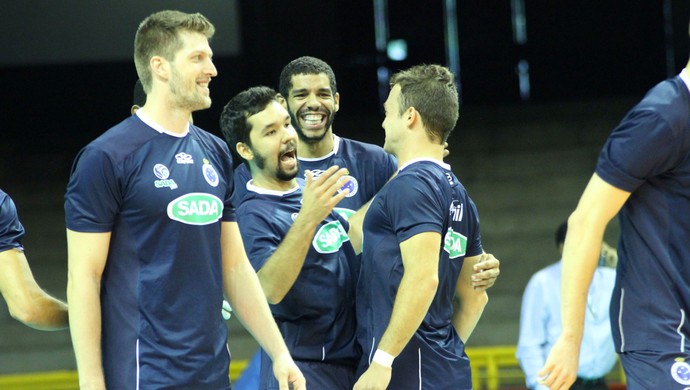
[139,92,193,135]
[395,141,445,169]
[297,130,335,159]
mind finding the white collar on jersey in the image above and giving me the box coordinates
[680,68,690,94]
[246,180,300,196]
[398,158,450,172]
[135,110,190,138]
[297,134,341,162]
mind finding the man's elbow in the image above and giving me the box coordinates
[264,290,285,305]
[7,299,44,326]
[476,291,489,308]
[257,273,286,305]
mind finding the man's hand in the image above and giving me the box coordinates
[353,362,392,390]
[272,352,306,390]
[538,335,579,390]
[299,166,350,223]
[471,253,500,291]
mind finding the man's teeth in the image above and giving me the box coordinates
[303,114,323,123]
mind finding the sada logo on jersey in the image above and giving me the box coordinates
[167,193,223,225]
[443,227,467,259]
[153,163,178,190]
[313,220,350,253]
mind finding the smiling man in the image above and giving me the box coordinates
[230,57,397,222]
[354,64,489,390]
[220,86,361,389]
[65,11,303,390]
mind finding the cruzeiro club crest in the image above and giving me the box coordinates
[202,158,219,187]
[338,175,358,197]
[306,170,358,198]
[671,357,690,386]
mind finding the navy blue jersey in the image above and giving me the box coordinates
[596,75,690,353]
[0,190,25,252]
[65,114,235,389]
[232,135,397,217]
[236,180,360,370]
[356,159,482,389]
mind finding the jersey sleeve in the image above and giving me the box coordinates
[0,192,25,252]
[464,196,483,257]
[597,106,687,193]
[385,173,445,243]
[65,146,122,232]
[230,162,252,210]
[236,203,282,272]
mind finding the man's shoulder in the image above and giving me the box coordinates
[338,136,389,156]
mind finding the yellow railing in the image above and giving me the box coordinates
[0,345,625,389]
[0,361,249,390]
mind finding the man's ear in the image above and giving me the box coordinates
[236,142,253,161]
[150,56,169,81]
[406,107,418,127]
[334,92,341,113]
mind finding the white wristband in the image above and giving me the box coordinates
[372,349,395,368]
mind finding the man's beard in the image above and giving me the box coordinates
[169,67,211,112]
[253,151,298,181]
[290,110,336,144]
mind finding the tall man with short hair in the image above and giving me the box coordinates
[65,11,303,389]
[354,64,488,390]
[540,29,690,390]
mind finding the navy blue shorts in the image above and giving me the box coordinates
[620,350,690,389]
[259,357,355,390]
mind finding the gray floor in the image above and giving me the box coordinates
[0,97,631,374]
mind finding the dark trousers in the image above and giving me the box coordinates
[570,377,608,390]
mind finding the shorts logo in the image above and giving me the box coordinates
[339,175,358,197]
[167,193,223,225]
[313,220,350,254]
[153,163,178,190]
[202,158,219,187]
[175,152,194,164]
[671,358,690,385]
[443,227,467,259]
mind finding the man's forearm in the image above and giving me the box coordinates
[452,291,487,342]
[257,216,319,304]
[377,270,438,357]
[226,256,290,360]
[67,276,105,388]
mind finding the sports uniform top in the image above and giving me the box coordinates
[356,159,483,390]
[0,190,25,252]
[65,112,235,389]
[596,73,690,353]
[236,180,359,367]
[232,135,397,218]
